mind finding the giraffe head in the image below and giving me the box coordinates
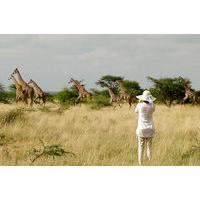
[13,68,19,74]
[107,85,112,89]
[115,80,121,84]
[68,78,74,84]
[8,74,14,81]
[10,68,20,77]
[28,79,34,85]
[184,84,191,90]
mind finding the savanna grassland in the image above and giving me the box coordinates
[0,103,200,166]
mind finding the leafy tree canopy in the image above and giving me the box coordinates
[96,75,123,88]
[122,80,142,95]
[148,76,191,106]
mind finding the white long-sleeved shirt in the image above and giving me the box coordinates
[135,102,155,138]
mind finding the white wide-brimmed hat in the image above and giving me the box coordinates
[136,90,156,103]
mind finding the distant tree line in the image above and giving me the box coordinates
[0,75,199,108]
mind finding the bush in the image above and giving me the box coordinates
[87,95,111,109]
[0,84,15,103]
[55,88,79,105]
[29,139,76,164]
[0,91,12,103]
[45,92,55,103]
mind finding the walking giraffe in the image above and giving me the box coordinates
[28,79,46,105]
[115,80,134,107]
[106,85,121,108]
[68,78,92,103]
[11,68,34,106]
[182,86,199,104]
[8,75,25,103]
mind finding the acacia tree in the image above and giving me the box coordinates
[96,75,143,103]
[96,75,124,95]
[96,75,123,88]
[122,80,143,96]
[148,76,191,106]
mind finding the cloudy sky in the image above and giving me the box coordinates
[1,34,200,91]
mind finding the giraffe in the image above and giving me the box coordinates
[8,75,24,103]
[106,86,121,108]
[28,79,46,105]
[68,78,92,103]
[182,86,199,104]
[11,68,34,106]
[115,80,134,107]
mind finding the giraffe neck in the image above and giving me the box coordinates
[118,82,127,92]
[72,79,82,90]
[108,88,116,99]
[11,77,20,87]
[30,81,43,93]
[186,88,192,93]
[14,71,27,86]
[187,88,195,96]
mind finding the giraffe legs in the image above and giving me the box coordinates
[32,95,46,106]
[21,89,34,106]
[29,91,34,107]
[118,100,122,108]
[195,98,199,105]
[29,96,33,107]
[33,96,41,105]
[75,95,82,105]
[24,96,28,105]
[111,100,122,109]
[193,97,199,105]
[118,96,134,108]
[182,95,199,105]
[182,95,188,104]
[128,97,133,108]
[42,95,47,105]
[16,97,19,103]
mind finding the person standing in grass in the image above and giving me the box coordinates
[135,90,156,165]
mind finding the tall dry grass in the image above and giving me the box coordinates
[0,102,199,166]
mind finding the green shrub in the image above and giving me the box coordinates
[55,88,78,105]
[0,91,11,103]
[0,83,15,103]
[29,139,76,164]
[87,95,111,109]
[45,92,55,103]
